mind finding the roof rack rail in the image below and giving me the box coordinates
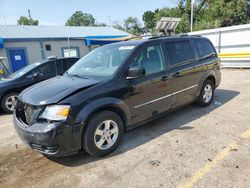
[177,33,202,37]
[149,35,171,40]
[187,34,202,37]
[175,33,188,37]
[149,33,202,40]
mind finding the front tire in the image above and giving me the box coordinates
[82,111,124,157]
[1,92,19,113]
[196,80,214,107]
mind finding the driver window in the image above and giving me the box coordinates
[130,44,165,75]
[33,63,56,77]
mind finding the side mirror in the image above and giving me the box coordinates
[126,67,145,80]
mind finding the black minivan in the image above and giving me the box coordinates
[0,57,79,113]
[14,36,221,157]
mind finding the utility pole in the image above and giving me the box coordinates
[28,9,32,25]
[190,0,194,32]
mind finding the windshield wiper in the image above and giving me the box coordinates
[65,71,89,79]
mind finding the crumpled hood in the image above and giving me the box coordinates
[19,76,100,105]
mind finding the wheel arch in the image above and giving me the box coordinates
[196,72,216,98]
[0,89,20,101]
[0,89,20,106]
[206,75,216,87]
[76,97,131,131]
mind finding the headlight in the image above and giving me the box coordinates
[40,105,70,121]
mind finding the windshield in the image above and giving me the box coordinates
[67,44,135,78]
[7,63,40,79]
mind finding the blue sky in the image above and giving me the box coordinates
[0,0,175,26]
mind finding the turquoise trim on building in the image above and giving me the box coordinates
[0,37,4,48]
[85,35,128,39]
[85,35,129,46]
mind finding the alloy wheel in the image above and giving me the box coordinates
[5,95,18,112]
[94,120,119,150]
[203,84,213,103]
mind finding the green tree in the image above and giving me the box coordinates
[124,17,142,35]
[142,11,156,32]
[17,16,38,25]
[143,0,250,34]
[66,11,95,26]
[194,0,250,30]
[112,21,125,31]
[174,0,208,33]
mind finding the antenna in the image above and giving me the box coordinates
[28,9,32,25]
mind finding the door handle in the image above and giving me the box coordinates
[161,76,168,81]
[173,72,181,78]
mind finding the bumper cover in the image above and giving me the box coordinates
[13,114,84,157]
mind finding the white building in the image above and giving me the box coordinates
[189,24,250,67]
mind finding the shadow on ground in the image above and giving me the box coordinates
[49,89,239,167]
[0,110,5,116]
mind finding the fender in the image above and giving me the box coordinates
[75,97,132,127]
[0,91,4,101]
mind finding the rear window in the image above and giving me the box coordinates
[165,41,194,66]
[63,58,75,71]
[194,39,216,59]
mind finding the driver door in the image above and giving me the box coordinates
[128,43,172,124]
[32,61,56,82]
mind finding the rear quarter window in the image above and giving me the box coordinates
[56,59,64,75]
[194,39,216,59]
[63,58,78,72]
[164,40,195,66]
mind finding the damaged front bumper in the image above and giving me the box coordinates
[13,113,84,157]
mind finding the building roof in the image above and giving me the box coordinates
[0,25,129,40]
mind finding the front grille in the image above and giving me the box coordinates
[30,143,58,154]
[16,100,43,126]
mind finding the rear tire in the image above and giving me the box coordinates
[196,80,214,107]
[1,92,19,113]
[82,111,124,157]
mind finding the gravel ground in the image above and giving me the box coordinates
[0,69,250,188]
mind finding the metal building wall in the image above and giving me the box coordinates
[0,39,90,70]
[189,24,250,67]
[41,40,89,59]
[0,41,41,69]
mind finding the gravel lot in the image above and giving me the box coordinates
[0,69,250,188]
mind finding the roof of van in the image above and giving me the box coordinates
[147,34,203,40]
[109,34,204,46]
